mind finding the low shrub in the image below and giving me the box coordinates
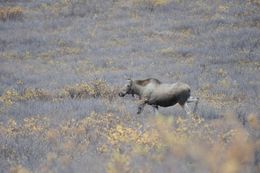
[0,6,23,21]
[133,0,171,12]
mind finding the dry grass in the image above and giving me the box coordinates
[106,113,258,173]
[0,103,258,172]
[249,0,260,6]
[0,88,51,106]
[0,6,23,21]
[63,80,117,100]
[0,80,117,106]
[0,0,259,172]
[133,0,171,11]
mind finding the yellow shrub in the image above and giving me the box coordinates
[152,0,169,6]
[0,6,23,21]
[64,80,116,99]
[23,88,51,100]
[133,0,170,11]
[10,165,31,173]
[0,88,52,106]
[0,89,20,106]
[107,151,130,173]
[134,0,169,6]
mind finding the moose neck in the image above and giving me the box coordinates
[131,82,144,96]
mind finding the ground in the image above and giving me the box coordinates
[0,0,259,173]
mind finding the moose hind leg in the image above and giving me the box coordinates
[181,102,191,115]
[193,99,199,113]
[187,96,199,113]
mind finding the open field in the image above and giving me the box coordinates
[0,0,259,172]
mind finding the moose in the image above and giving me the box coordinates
[119,78,199,115]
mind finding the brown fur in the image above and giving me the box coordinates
[135,78,161,86]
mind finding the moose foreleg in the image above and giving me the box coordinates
[152,105,159,115]
[137,99,148,114]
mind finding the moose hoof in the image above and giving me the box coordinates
[137,107,142,114]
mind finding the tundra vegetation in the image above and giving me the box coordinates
[0,0,259,173]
